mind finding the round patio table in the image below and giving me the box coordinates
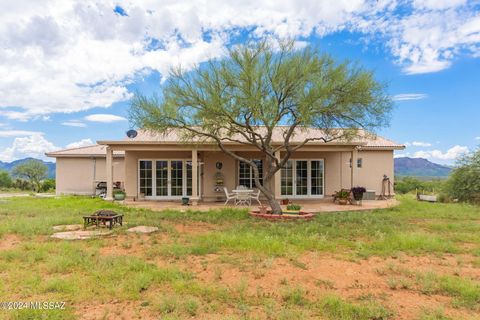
[232,189,254,206]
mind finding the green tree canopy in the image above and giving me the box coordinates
[130,39,392,213]
[445,149,480,203]
[0,170,13,188]
[12,159,48,192]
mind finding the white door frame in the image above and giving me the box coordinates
[281,159,325,199]
[138,159,197,200]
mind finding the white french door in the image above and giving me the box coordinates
[139,159,193,199]
[281,159,324,198]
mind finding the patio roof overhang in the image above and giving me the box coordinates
[96,140,404,152]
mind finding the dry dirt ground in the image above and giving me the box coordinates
[73,221,480,320]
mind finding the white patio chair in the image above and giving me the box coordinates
[235,191,251,206]
[223,187,237,206]
[250,189,261,205]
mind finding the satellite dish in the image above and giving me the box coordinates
[126,129,138,139]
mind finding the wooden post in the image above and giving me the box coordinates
[105,146,113,201]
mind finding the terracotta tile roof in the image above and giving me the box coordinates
[102,128,404,149]
[48,127,403,157]
[46,144,125,158]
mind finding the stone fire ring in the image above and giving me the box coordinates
[250,210,315,220]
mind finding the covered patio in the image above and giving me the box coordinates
[122,197,398,213]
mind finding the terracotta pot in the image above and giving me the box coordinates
[338,199,348,205]
[281,199,290,205]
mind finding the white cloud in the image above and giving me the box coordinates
[61,120,87,127]
[393,93,428,101]
[404,141,432,147]
[0,0,479,120]
[84,114,126,123]
[475,136,480,140]
[413,145,469,161]
[413,0,467,10]
[394,152,410,158]
[0,134,94,162]
[0,133,58,162]
[65,138,94,149]
[0,130,42,137]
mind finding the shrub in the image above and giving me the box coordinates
[395,177,445,195]
[444,149,480,203]
[286,203,301,211]
[0,170,12,188]
[40,179,55,192]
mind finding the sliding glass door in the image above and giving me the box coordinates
[155,161,168,196]
[281,159,324,198]
[139,160,153,196]
[139,159,194,199]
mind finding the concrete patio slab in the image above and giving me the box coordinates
[51,230,113,240]
[123,198,398,213]
[127,226,159,234]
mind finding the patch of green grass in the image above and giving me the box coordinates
[416,272,480,310]
[3,195,480,317]
[282,287,308,306]
[418,308,453,320]
[317,294,393,320]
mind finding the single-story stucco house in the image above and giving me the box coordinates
[46,128,404,202]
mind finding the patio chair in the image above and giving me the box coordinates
[250,189,261,205]
[223,187,237,206]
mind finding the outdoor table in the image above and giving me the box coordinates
[232,189,254,206]
[83,214,123,229]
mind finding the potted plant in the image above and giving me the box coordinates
[337,190,350,205]
[281,198,290,205]
[113,190,125,201]
[181,197,190,206]
[351,187,366,202]
[258,205,268,214]
[285,203,301,214]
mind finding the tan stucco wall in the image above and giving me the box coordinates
[356,150,395,194]
[55,157,124,195]
[120,149,394,200]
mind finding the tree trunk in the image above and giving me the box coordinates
[252,158,283,214]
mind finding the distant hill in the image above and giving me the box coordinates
[0,158,56,179]
[394,157,452,177]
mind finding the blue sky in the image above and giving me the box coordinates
[1,0,479,164]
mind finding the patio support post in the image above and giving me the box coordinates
[191,149,199,205]
[105,146,113,201]
[351,147,358,188]
[274,151,281,199]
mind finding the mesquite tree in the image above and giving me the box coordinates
[130,39,392,214]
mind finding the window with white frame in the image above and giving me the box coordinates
[281,159,324,197]
[238,159,263,188]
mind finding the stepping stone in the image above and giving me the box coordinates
[127,226,159,234]
[52,224,83,231]
[51,230,113,240]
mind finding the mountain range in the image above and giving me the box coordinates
[0,158,56,179]
[394,157,452,177]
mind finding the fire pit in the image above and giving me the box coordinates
[83,210,123,229]
[249,208,315,220]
